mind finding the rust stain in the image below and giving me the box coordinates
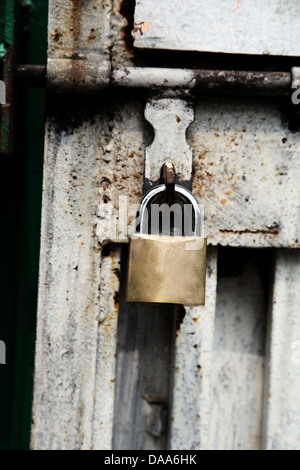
[220,223,280,236]
[176,115,181,123]
[51,28,63,42]
[88,27,97,42]
[192,155,215,199]
[119,0,135,57]
[70,0,83,47]
[233,0,243,13]
[221,199,227,205]
[113,291,120,307]
[134,21,150,36]
[113,268,121,280]
[143,394,167,404]
[197,151,208,160]
[176,305,186,331]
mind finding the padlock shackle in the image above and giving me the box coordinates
[138,184,202,236]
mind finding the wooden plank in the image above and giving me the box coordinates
[113,247,175,451]
[31,113,104,449]
[30,99,122,449]
[91,247,121,450]
[134,0,300,57]
[264,249,300,450]
[208,249,267,450]
[170,246,218,450]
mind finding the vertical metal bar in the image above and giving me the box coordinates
[92,248,121,450]
[113,272,175,451]
[208,250,268,450]
[169,247,218,450]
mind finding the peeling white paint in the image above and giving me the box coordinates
[134,0,300,57]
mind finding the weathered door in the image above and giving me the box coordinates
[31,0,300,450]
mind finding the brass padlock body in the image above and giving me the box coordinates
[126,234,207,305]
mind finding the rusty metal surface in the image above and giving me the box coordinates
[113,68,292,96]
[48,0,112,59]
[97,95,300,248]
[45,0,293,96]
[46,0,134,93]
[47,58,110,93]
[34,0,300,453]
[47,0,111,91]
[162,161,175,205]
[45,63,292,95]
[134,0,300,57]
[190,97,300,247]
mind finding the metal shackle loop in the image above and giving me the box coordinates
[138,184,202,237]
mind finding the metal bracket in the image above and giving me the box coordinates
[144,97,194,191]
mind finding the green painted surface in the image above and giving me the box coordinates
[0,2,7,57]
[0,1,15,154]
[4,0,15,44]
[0,43,6,58]
[0,0,15,56]
[0,0,48,450]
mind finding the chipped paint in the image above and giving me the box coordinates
[134,20,149,36]
[33,0,300,453]
[233,0,243,13]
[134,0,300,56]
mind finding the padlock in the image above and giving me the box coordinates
[126,183,207,305]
